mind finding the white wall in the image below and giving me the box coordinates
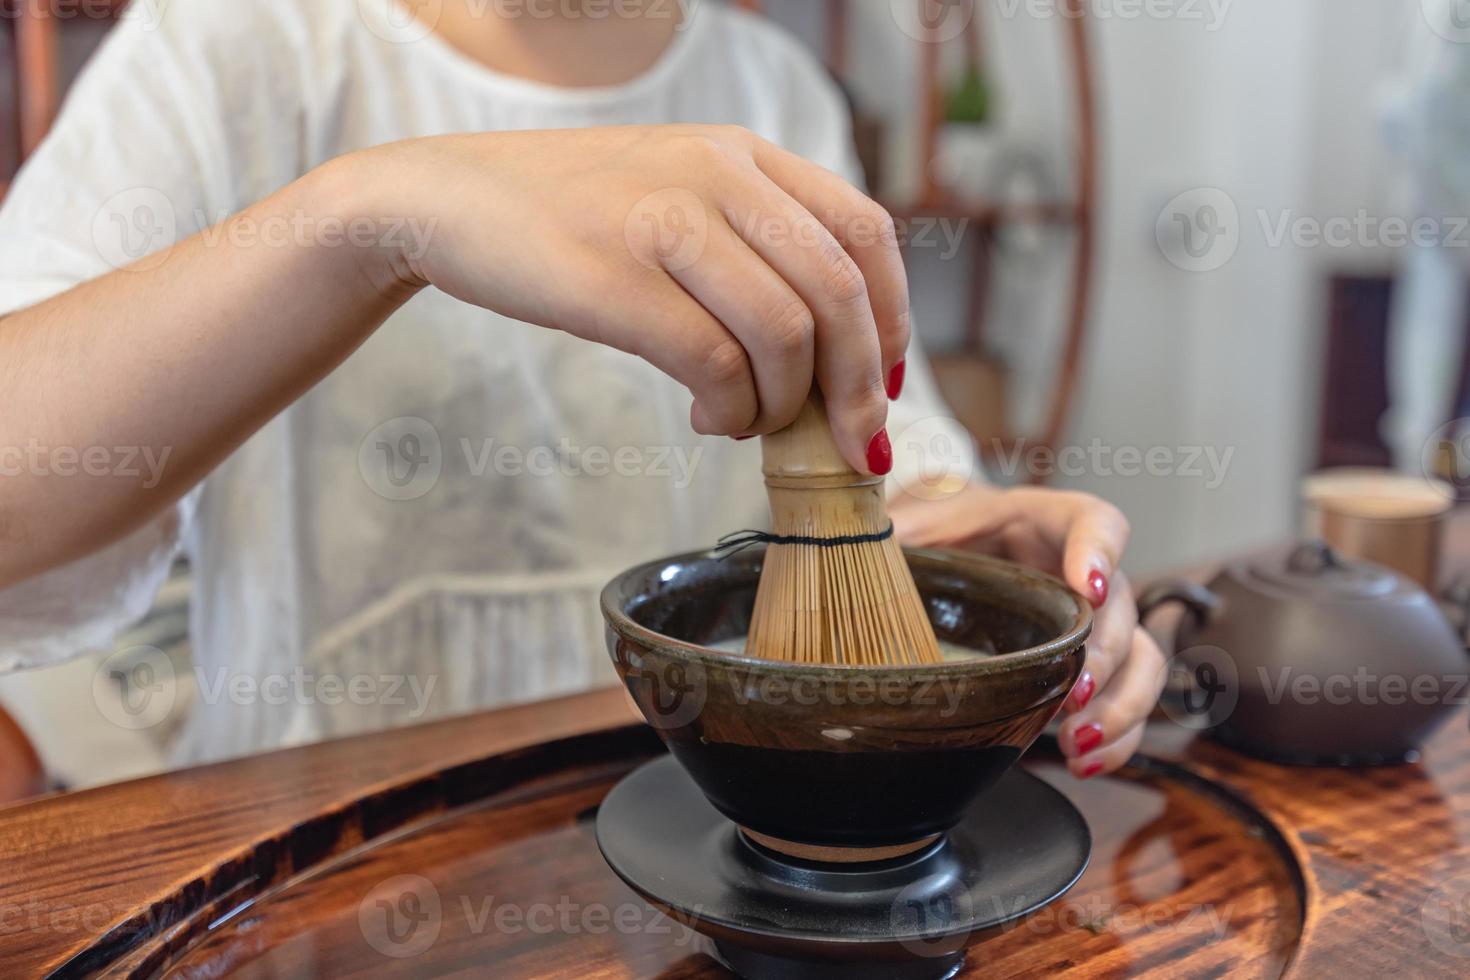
[1077,0,1419,571]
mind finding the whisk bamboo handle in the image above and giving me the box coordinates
[760,393,882,490]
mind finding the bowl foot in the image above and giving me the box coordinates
[739,827,941,863]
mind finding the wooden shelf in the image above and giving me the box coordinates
[859,0,1097,471]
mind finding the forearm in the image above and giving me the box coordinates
[0,158,420,589]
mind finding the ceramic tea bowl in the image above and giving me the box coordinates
[601,547,1091,854]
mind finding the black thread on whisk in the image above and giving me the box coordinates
[713,523,895,559]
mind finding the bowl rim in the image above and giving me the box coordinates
[600,546,1092,680]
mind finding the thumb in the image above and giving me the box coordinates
[888,483,999,548]
[887,491,926,543]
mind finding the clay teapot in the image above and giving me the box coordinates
[1138,540,1468,765]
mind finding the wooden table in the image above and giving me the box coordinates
[1,621,1468,977]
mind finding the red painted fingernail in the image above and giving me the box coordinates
[1068,672,1096,711]
[1080,760,1104,779]
[886,359,906,400]
[733,434,756,441]
[1073,723,1103,756]
[1087,569,1109,608]
[866,429,892,475]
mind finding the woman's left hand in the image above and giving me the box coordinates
[889,483,1167,778]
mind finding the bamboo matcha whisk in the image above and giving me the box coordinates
[736,393,943,667]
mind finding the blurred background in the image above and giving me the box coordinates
[2,0,1466,785]
[764,0,1459,574]
[3,0,1448,570]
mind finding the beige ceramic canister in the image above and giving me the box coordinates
[1300,468,1453,590]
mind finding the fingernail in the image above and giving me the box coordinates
[1080,760,1104,779]
[1073,722,1103,756]
[1067,672,1095,711]
[733,434,756,441]
[886,359,906,400]
[1086,568,1109,608]
[866,429,893,475]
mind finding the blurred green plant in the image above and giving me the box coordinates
[944,66,993,125]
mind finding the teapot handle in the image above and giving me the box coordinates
[1136,579,1223,724]
[1136,579,1221,628]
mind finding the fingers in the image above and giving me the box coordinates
[1064,721,1146,780]
[667,221,815,434]
[886,482,1158,782]
[1057,626,1168,777]
[893,489,1132,610]
[749,140,912,378]
[1000,489,1130,605]
[1066,571,1137,708]
[591,264,758,435]
[717,165,887,471]
[1059,497,1130,604]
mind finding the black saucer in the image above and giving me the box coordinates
[596,755,1090,980]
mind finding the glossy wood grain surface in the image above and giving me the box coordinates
[149,742,1307,980]
[0,690,644,976]
[3,690,1466,977]
[2,623,1469,977]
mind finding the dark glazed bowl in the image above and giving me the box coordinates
[601,547,1091,850]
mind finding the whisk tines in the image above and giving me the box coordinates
[744,395,942,667]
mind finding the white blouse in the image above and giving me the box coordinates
[0,0,972,768]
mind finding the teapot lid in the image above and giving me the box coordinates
[1241,540,1401,600]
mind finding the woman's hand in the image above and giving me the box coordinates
[349,125,907,473]
[889,484,1167,778]
[1,123,908,586]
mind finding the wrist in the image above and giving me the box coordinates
[302,150,431,303]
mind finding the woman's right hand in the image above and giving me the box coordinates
[343,126,908,473]
[0,125,908,588]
